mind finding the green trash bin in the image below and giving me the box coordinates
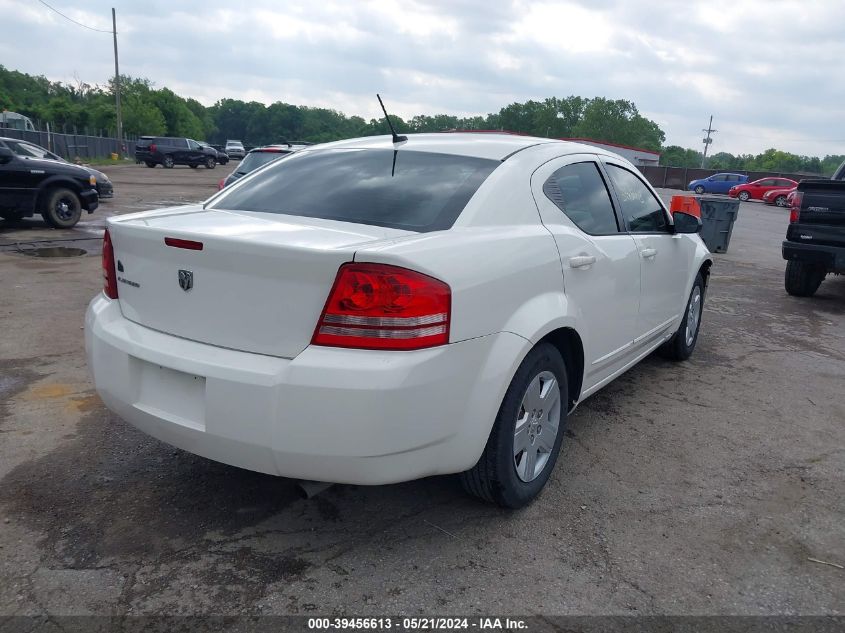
[697,196,740,253]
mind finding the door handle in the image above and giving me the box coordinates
[640,247,657,259]
[569,255,596,269]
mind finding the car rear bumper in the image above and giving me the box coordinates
[782,240,845,272]
[85,295,524,485]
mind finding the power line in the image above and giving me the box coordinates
[34,0,112,33]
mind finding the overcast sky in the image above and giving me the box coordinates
[2,0,843,156]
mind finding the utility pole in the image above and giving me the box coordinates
[701,115,716,168]
[112,8,123,157]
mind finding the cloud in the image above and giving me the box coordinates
[2,0,843,156]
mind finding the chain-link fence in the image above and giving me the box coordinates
[0,125,137,160]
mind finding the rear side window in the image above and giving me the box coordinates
[238,150,291,173]
[211,149,499,232]
[543,162,619,235]
[605,164,668,233]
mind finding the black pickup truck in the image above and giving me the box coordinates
[0,146,99,228]
[782,160,845,296]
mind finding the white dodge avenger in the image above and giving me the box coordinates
[85,133,712,508]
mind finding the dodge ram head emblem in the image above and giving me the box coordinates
[178,269,193,292]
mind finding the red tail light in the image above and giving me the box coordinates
[102,229,118,299]
[218,178,225,190]
[149,143,157,153]
[789,191,803,223]
[312,263,451,351]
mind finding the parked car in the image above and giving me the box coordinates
[762,186,796,207]
[729,177,798,202]
[225,140,246,160]
[0,145,98,227]
[688,173,747,195]
[0,136,114,198]
[85,134,712,508]
[135,136,218,169]
[218,143,308,189]
[781,160,845,297]
[198,141,228,165]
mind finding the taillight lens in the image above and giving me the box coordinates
[102,229,118,299]
[218,178,225,190]
[789,191,803,223]
[149,143,157,153]
[312,263,451,351]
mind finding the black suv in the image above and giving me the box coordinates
[782,160,845,296]
[135,136,218,169]
[0,146,98,228]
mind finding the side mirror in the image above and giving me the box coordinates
[0,147,13,164]
[673,211,701,234]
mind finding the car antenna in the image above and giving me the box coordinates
[377,94,407,144]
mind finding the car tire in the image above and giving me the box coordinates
[738,191,750,202]
[205,157,216,169]
[163,156,175,169]
[694,185,705,194]
[145,161,156,168]
[784,260,825,297]
[42,187,83,229]
[775,195,788,207]
[460,342,568,509]
[659,273,705,362]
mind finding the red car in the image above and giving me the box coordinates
[729,177,798,202]
[762,186,797,207]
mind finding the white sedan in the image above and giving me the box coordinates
[85,133,712,508]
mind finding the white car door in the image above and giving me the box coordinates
[602,160,692,347]
[531,155,641,390]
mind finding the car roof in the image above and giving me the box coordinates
[305,133,616,162]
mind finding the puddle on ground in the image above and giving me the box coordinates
[18,247,87,258]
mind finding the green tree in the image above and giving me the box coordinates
[660,146,703,168]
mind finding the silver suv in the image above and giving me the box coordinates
[224,140,245,160]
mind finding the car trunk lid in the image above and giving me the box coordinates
[108,206,413,358]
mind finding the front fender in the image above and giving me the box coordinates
[35,176,84,209]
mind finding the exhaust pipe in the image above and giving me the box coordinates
[296,480,333,499]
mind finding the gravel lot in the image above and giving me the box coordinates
[0,163,842,617]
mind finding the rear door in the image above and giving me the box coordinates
[755,178,778,198]
[602,159,693,347]
[709,174,728,193]
[171,138,189,164]
[531,155,641,388]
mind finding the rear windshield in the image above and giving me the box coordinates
[236,150,291,174]
[210,149,499,232]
